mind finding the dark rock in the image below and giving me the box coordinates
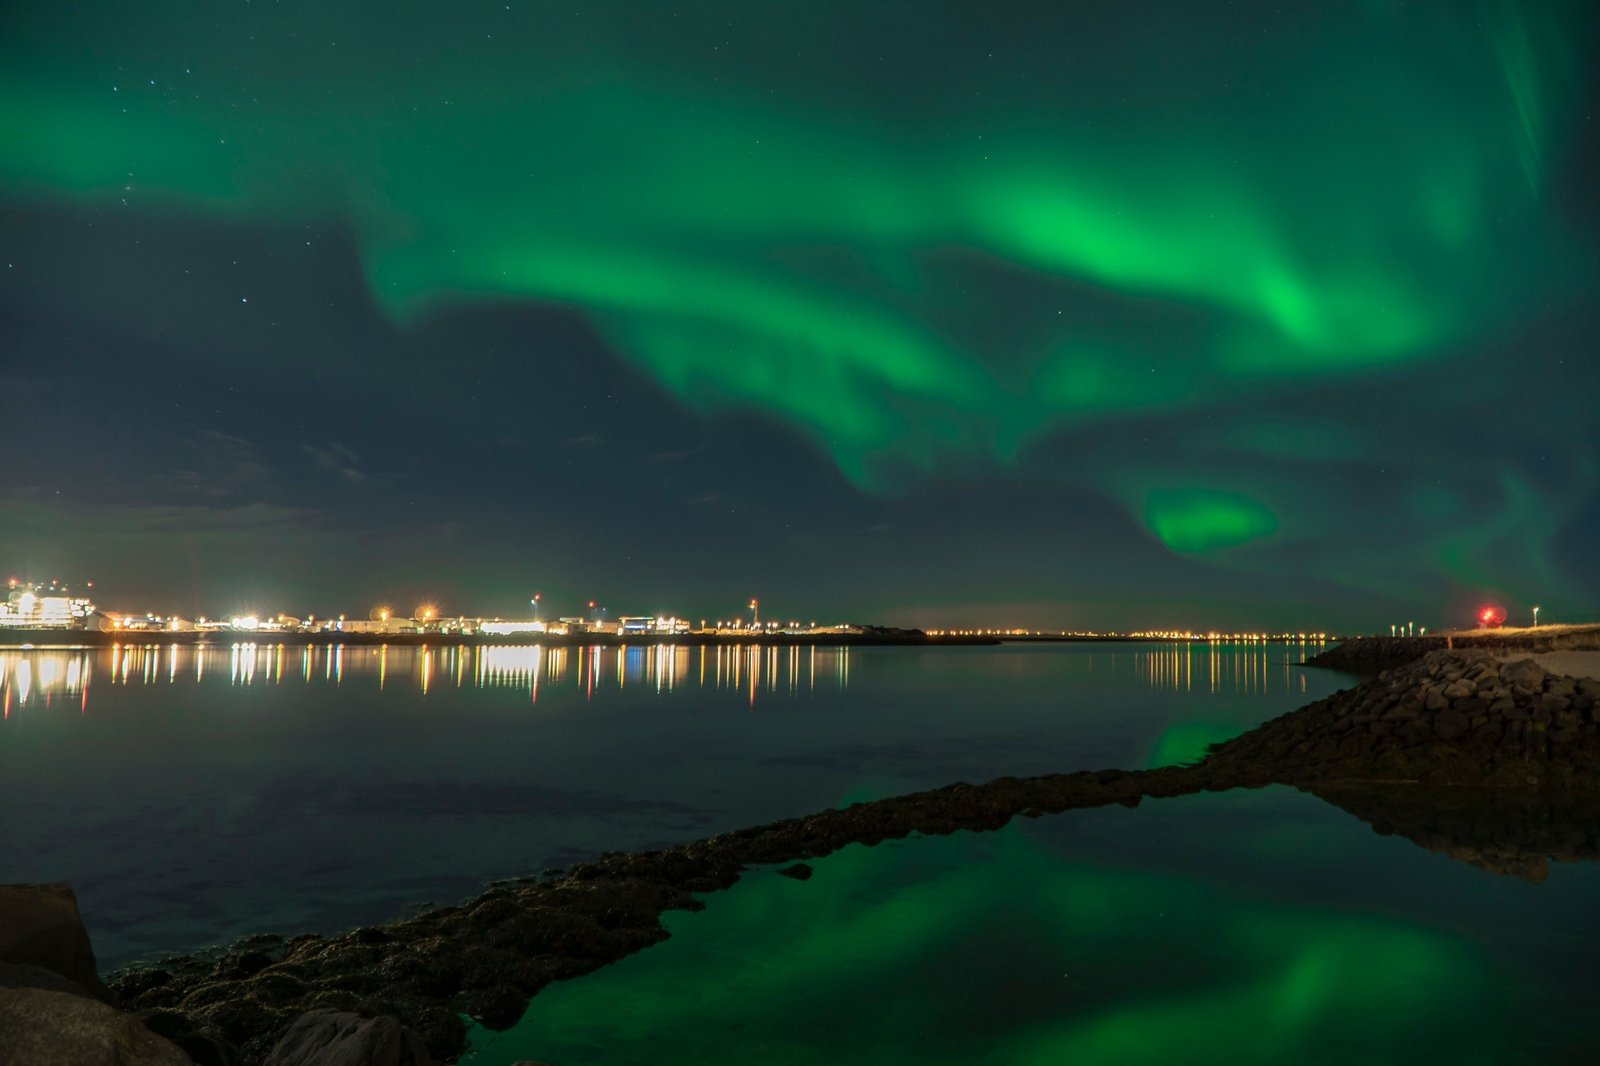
[262,1009,431,1066]
[1452,697,1488,716]
[217,950,275,981]
[0,960,96,999]
[0,883,114,1002]
[1433,710,1470,740]
[1503,659,1545,692]
[0,986,194,1065]
[1541,694,1571,715]
[141,1008,240,1066]
[776,863,814,881]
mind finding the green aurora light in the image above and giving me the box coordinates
[1,0,1596,611]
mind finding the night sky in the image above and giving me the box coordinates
[2,1,1596,631]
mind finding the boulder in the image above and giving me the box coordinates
[0,882,113,1002]
[140,1008,242,1066]
[262,1009,432,1066]
[1433,710,1470,740]
[1501,659,1545,692]
[0,960,95,999]
[0,986,194,1065]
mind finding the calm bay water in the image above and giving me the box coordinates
[0,641,1339,969]
[467,789,1600,1066]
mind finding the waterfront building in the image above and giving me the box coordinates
[104,613,196,632]
[0,580,96,628]
[478,619,548,635]
[336,617,422,635]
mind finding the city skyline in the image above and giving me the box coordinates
[3,1,1597,632]
[2,571,1548,639]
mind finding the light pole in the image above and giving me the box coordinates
[749,598,759,628]
[531,593,540,621]
[1533,605,1541,628]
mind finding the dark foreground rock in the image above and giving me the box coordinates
[261,1010,432,1066]
[0,986,194,1065]
[0,959,99,999]
[0,882,115,1003]
[97,648,1600,1064]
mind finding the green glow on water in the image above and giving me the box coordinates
[1146,722,1244,769]
[463,811,1504,1066]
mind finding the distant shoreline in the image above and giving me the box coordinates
[0,629,1342,650]
[0,628,1002,649]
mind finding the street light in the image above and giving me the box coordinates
[1533,605,1541,628]
[531,593,541,621]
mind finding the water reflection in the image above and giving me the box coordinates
[462,793,1546,1066]
[1134,641,1311,696]
[0,641,1325,716]
[0,643,861,710]
[1307,783,1600,883]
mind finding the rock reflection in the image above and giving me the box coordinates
[1306,783,1600,883]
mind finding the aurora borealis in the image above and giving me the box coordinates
[2,1,1597,627]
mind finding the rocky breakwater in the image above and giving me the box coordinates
[1307,623,1600,675]
[1206,649,1600,788]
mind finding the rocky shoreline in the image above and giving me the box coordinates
[7,645,1600,1065]
[1305,623,1600,674]
[1207,648,1600,788]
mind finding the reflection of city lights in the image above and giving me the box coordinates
[0,639,1335,710]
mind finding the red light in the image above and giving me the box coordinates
[1478,604,1506,628]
